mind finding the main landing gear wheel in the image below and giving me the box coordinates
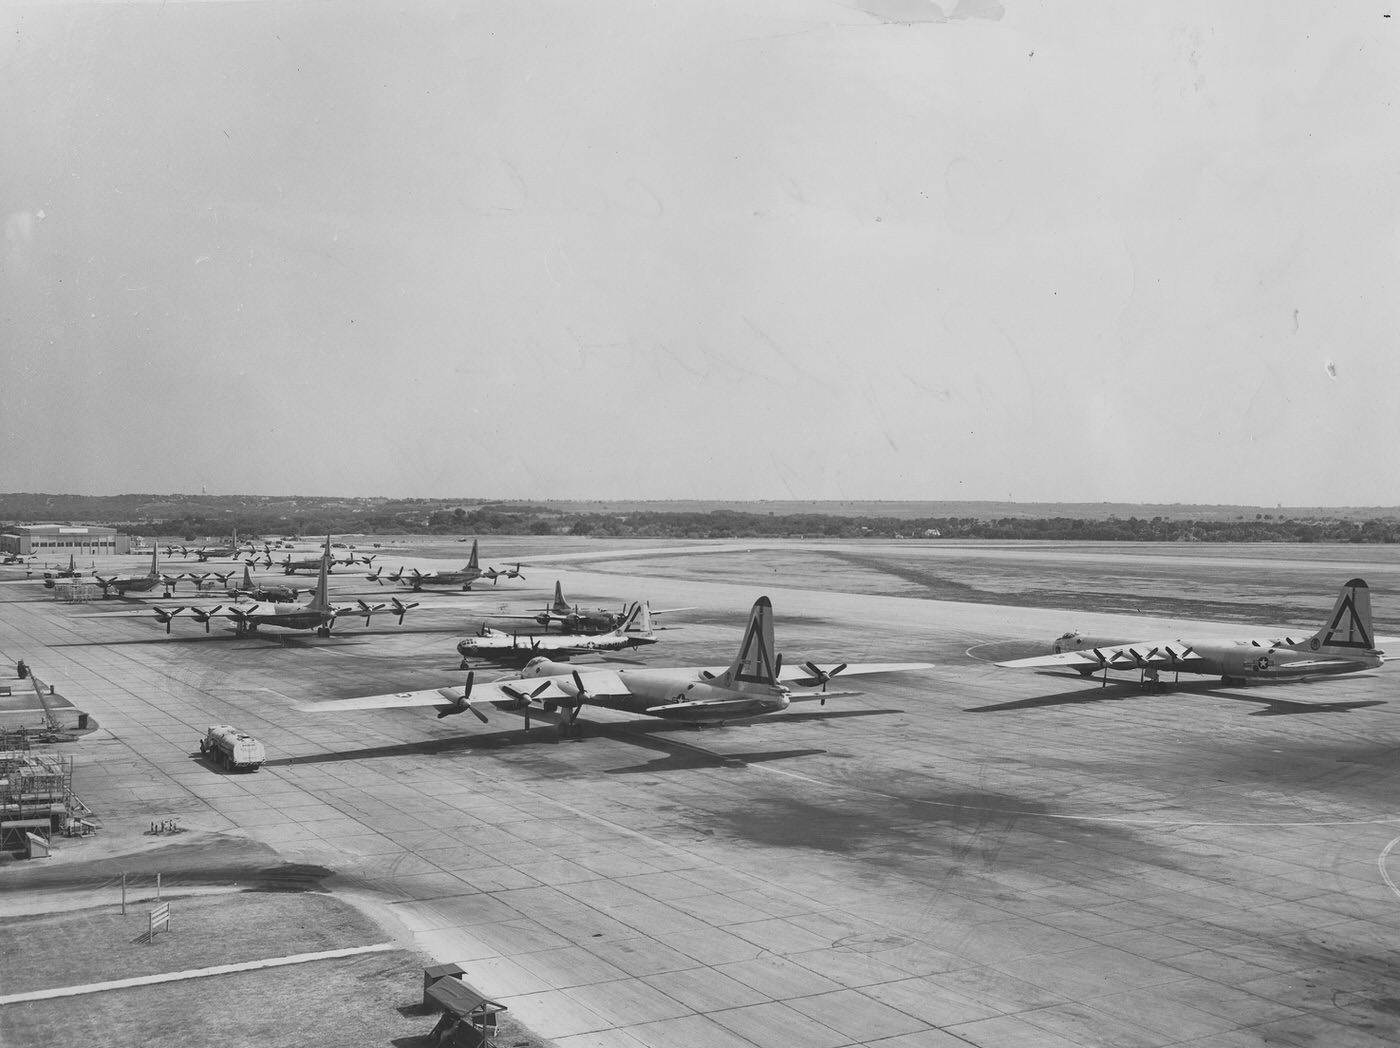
[317,626,331,638]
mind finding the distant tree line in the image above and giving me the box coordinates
[6,503,1400,543]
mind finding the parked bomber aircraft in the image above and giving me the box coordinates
[80,547,187,598]
[1,552,35,565]
[138,544,417,638]
[219,565,304,603]
[457,601,659,667]
[180,531,257,562]
[42,547,183,597]
[997,578,1385,689]
[259,547,374,573]
[368,540,518,591]
[41,555,82,582]
[502,581,690,633]
[182,569,238,592]
[218,565,301,596]
[302,595,933,732]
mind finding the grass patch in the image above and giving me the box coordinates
[0,949,428,1048]
[0,892,556,1048]
[0,892,378,996]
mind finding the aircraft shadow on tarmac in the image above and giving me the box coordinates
[270,709,901,769]
[966,673,1386,716]
[45,627,457,648]
[48,634,381,648]
[602,746,829,775]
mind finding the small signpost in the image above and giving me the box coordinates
[148,901,170,943]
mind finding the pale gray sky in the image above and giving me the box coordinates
[2,1,1396,503]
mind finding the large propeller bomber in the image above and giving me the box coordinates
[150,597,418,635]
[366,561,524,588]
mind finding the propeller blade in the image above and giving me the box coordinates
[154,606,186,633]
[800,660,848,690]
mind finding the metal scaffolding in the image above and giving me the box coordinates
[0,751,74,847]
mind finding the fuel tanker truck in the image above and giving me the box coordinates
[200,725,265,771]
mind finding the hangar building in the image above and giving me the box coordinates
[1,525,130,556]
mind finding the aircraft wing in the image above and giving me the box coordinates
[785,689,863,703]
[300,667,635,716]
[784,661,932,680]
[299,687,468,712]
[997,651,1111,670]
[997,643,1203,671]
[690,661,934,682]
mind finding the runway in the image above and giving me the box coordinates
[2,539,1399,1047]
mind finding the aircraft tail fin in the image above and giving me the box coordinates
[551,581,568,613]
[712,596,780,689]
[149,545,160,579]
[1306,578,1377,652]
[242,564,254,589]
[307,540,333,613]
[628,600,655,636]
[467,539,479,570]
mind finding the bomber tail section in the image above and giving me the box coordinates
[306,536,333,613]
[626,600,656,637]
[467,539,479,570]
[710,596,781,690]
[551,581,569,614]
[1306,578,1377,653]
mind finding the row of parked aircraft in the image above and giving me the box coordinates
[307,576,1388,733]
[9,535,1386,731]
[76,539,655,651]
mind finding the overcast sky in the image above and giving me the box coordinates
[1,1,1396,504]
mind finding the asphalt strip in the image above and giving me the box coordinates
[0,942,395,1004]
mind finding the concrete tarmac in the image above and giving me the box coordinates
[2,540,1399,1047]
